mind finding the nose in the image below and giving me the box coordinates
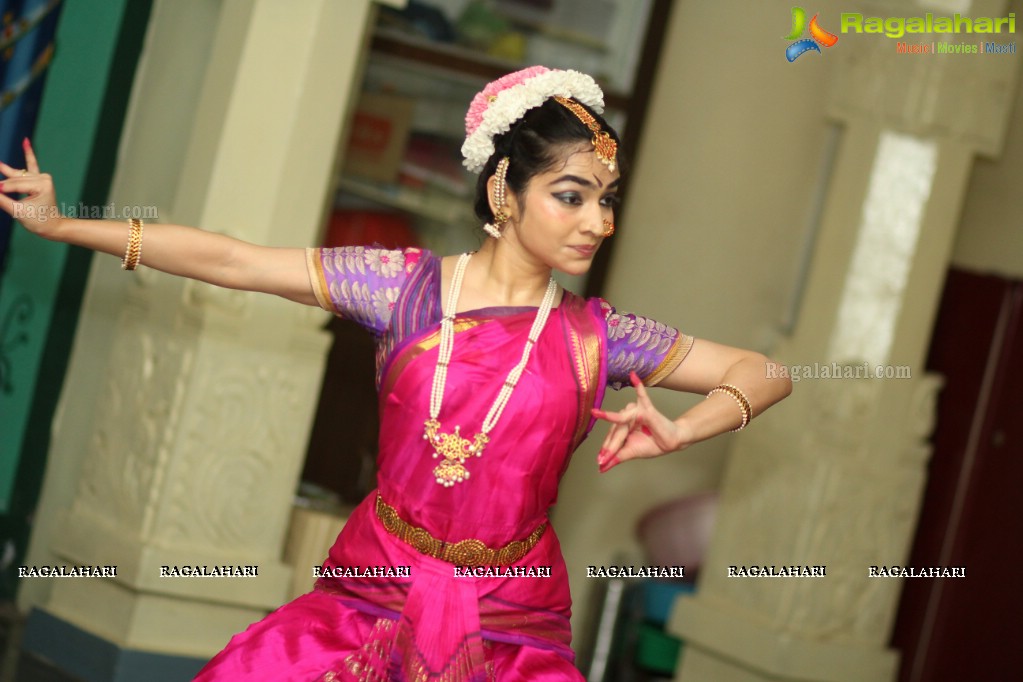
[583,202,607,235]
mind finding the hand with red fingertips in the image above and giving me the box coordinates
[591,371,693,473]
[0,138,65,240]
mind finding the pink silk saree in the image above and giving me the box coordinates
[194,247,689,681]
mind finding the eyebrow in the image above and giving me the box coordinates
[549,174,621,190]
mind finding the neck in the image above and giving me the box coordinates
[469,239,555,307]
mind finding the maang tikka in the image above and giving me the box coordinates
[553,96,617,173]
[483,157,510,239]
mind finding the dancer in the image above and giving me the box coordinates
[1,66,790,680]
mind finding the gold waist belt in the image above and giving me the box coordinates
[375,495,546,567]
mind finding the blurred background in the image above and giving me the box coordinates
[0,0,1020,680]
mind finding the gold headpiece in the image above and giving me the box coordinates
[553,96,617,172]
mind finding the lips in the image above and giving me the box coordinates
[570,245,598,257]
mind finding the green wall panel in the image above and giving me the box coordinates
[0,0,152,599]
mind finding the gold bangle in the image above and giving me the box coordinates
[121,218,144,271]
[719,383,752,422]
[707,384,752,431]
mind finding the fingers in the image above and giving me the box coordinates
[630,371,656,407]
[600,421,631,457]
[0,146,57,229]
[593,372,672,473]
[0,166,52,198]
[0,160,24,179]
[0,177,28,193]
[23,138,40,175]
[0,138,41,184]
[595,402,638,452]
[597,421,622,455]
[598,431,660,473]
[0,176,45,199]
[597,408,651,472]
[0,192,19,217]
[0,138,46,196]
[591,404,636,425]
[598,453,619,473]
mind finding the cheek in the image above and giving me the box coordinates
[532,197,569,228]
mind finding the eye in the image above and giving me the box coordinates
[554,192,583,205]
[601,194,620,208]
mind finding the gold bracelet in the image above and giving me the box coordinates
[707,384,752,431]
[719,383,752,422]
[121,218,144,271]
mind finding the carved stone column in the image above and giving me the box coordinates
[19,0,396,678]
[669,2,1020,680]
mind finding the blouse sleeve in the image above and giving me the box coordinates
[601,299,695,390]
[305,246,423,335]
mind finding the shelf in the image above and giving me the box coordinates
[369,29,630,111]
[337,176,475,227]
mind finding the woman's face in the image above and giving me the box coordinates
[506,145,620,276]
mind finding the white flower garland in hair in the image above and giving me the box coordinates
[461,68,606,173]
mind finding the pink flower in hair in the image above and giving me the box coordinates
[465,65,551,137]
[461,66,605,173]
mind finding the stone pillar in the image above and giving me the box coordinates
[669,2,1020,681]
[19,0,399,678]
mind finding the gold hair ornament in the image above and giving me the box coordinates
[553,96,617,172]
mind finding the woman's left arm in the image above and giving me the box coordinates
[593,340,792,472]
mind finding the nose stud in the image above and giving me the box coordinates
[602,220,615,238]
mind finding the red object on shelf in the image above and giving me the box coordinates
[324,210,418,249]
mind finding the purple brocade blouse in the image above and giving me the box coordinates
[305,246,693,391]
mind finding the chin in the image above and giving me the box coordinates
[557,260,594,278]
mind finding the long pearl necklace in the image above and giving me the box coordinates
[425,252,558,487]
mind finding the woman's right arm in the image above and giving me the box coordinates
[0,142,317,307]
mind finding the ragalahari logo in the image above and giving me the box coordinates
[784,7,839,61]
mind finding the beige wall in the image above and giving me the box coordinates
[554,0,850,643]
[556,0,1023,656]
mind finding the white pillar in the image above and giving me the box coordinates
[22,0,396,664]
[670,2,1020,681]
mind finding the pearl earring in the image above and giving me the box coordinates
[484,157,511,239]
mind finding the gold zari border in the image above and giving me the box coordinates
[306,247,335,313]
[644,334,695,387]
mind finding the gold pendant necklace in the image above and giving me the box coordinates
[425,252,558,487]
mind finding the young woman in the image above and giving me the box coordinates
[1,66,790,680]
